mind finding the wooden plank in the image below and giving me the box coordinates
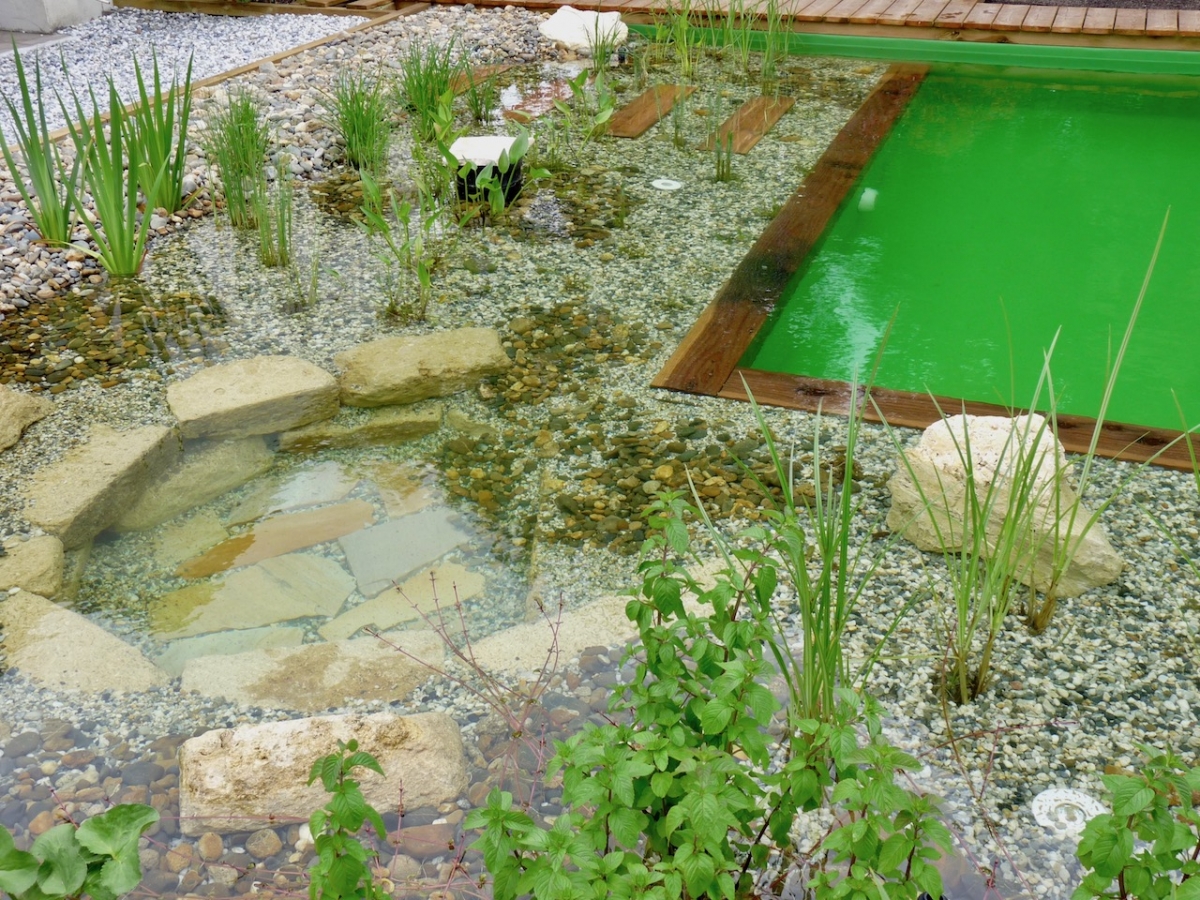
[795,0,845,21]
[346,0,392,9]
[653,65,928,397]
[608,85,697,138]
[933,0,977,28]
[1020,5,1058,31]
[700,96,796,153]
[1081,6,1116,33]
[904,0,950,26]
[1113,7,1146,32]
[1180,9,1200,36]
[963,2,1002,27]
[848,0,899,24]
[502,80,573,123]
[301,0,349,8]
[723,369,1199,471]
[1146,8,1178,34]
[1050,5,1086,32]
[991,3,1029,29]
[113,0,378,14]
[877,0,922,24]
[450,64,514,96]
[825,0,873,23]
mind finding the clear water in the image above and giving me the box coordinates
[744,67,1200,432]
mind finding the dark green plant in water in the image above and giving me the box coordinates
[0,804,159,900]
[322,69,392,174]
[396,38,463,142]
[205,89,270,229]
[131,50,194,214]
[0,44,79,246]
[307,740,390,900]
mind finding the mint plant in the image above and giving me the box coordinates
[0,803,159,900]
[307,740,389,900]
[1074,746,1200,900]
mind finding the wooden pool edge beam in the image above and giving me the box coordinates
[651,62,928,396]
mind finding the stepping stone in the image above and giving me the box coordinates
[154,625,307,677]
[153,553,355,638]
[167,355,339,440]
[24,425,180,549]
[178,632,445,712]
[226,461,359,526]
[0,590,169,693]
[113,437,275,532]
[277,404,442,452]
[700,96,795,155]
[176,500,375,579]
[0,535,64,598]
[608,85,696,139]
[335,328,510,408]
[153,513,231,569]
[339,508,471,598]
[363,461,438,519]
[319,562,485,640]
[0,384,53,452]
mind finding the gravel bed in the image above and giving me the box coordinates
[2,7,1200,900]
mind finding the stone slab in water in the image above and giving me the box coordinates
[176,500,375,579]
[153,553,355,638]
[225,461,358,527]
[177,711,468,835]
[114,436,275,532]
[178,631,444,711]
[277,404,443,452]
[153,513,230,569]
[0,535,64,597]
[319,562,484,640]
[166,355,340,440]
[363,461,438,519]
[154,625,307,677]
[339,508,471,598]
[0,384,54,452]
[23,425,180,549]
[0,590,169,692]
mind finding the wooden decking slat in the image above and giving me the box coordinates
[1020,5,1058,30]
[847,0,900,23]
[653,65,928,397]
[877,0,923,25]
[1179,9,1200,35]
[1113,7,1146,31]
[301,0,348,7]
[826,0,873,23]
[991,3,1029,28]
[904,0,951,25]
[934,0,976,26]
[1146,8,1178,33]
[963,2,1002,27]
[700,96,796,154]
[449,64,514,95]
[1050,5,1087,31]
[795,0,846,20]
[345,0,391,9]
[608,85,697,138]
[1081,6,1116,32]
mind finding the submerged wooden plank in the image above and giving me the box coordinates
[1020,5,1058,30]
[905,0,950,26]
[1146,8,1179,34]
[608,85,697,138]
[1050,5,1087,32]
[991,2,1029,29]
[450,64,514,96]
[723,369,1198,470]
[1081,6,1116,33]
[653,65,928,397]
[933,0,977,27]
[1113,7,1146,32]
[700,96,796,154]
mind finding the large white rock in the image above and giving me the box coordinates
[538,6,628,54]
[23,425,180,549]
[0,590,169,692]
[113,437,275,532]
[0,535,64,597]
[0,385,53,452]
[886,414,1123,597]
[177,712,468,835]
[335,328,510,408]
[167,356,339,440]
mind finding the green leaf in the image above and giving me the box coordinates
[31,824,88,896]
[1111,780,1155,816]
[1088,827,1134,878]
[76,804,160,858]
[0,831,39,896]
[676,848,716,898]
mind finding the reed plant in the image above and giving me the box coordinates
[729,0,756,76]
[0,45,79,246]
[253,175,293,268]
[322,68,392,175]
[396,38,463,142]
[463,73,498,125]
[713,128,734,181]
[131,50,194,214]
[760,0,788,88]
[204,89,269,229]
[664,0,701,80]
[61,82,168,278]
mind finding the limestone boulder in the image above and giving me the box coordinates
[178,632,444,711]
[177,712,468,835]
[0,590,169,692]
[0,536,64,597]
[335,328,510,408]
[278,404,442,452]
[114,437,275,532]
[886,414,1123,597]
[0,385,53,451]
[538,5,628,53]
[167,356,339,440]
[24,425,180,549]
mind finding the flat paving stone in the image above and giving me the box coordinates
[339,508,472,598]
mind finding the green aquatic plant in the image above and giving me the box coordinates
[131,50,194,214]
[322,69,392,175]
[254,174,293,268]
[396,38,463,142]
[463,72,499,125]
[760,0,789,89]
[0,44,79,246]
[205,89,270,229]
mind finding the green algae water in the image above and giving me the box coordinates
[743,67,1200,431]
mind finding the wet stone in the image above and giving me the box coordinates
[4,732,42,758]
[123,761,166,786]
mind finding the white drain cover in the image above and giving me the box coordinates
[1032,788,1107,837]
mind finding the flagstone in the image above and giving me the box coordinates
[319,562,484,640]
[154,626,307,677]
[338,508,471,598]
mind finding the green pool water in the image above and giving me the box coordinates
[743,67,1200,432]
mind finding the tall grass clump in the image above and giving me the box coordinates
[322,69,392,174]
[662,0,700,80]
[253,175,293,268]
[131,50,194,214]
[0,45,79,246]
[205,90,269,229]
[396,38,462,142]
